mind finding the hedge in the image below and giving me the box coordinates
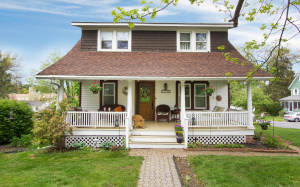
[0,99,34,144]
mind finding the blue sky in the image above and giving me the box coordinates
[1,0,299,83]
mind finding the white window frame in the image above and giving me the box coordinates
[97,29,132,52]
[179,32,191,51]
[102,82,115,105]
[194,84,207,109]
[177,30,210,52]
[178,83,191,109]
[294,89,299,95]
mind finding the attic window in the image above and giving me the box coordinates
[294,89,299,95]
[177,30,210,52]
[98,30,131,51]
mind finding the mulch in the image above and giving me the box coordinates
[0,144,27,153]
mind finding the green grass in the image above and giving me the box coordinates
[190,155,300,187]
[264,115,285,122]
[255,125,300,146]
[0,150,143,187]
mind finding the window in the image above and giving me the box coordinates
[177,30,210,52]
[102,83,115,105]
[117,32,128,49]
[298,102,300,109]
[294,102,298,110]
[194,84,206,109]
[101,32,113,49]
[294,89,299,95]
[196,33,207,50]
[178,84,191,109]
[285,102,288,108]
[180,33,191,50]
[177,81,209,110]
[98,30,131,51]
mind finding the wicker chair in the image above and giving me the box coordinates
[132,115,145,129]
[156,104,170,122]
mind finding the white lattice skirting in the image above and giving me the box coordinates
[188,135,246,144]
[65,136,125,147]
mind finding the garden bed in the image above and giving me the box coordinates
[0,144,28,153]
[185,140,298,153]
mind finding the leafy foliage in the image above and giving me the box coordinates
[265,102,283,116]
[0,99,34,144]
[10,134,33,147]
[263,134,287,148]
[32,98,73,149]
[99,141,115,149]
[70,142,87,149]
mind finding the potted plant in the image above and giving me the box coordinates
[174,124,184,143]
[203,86,215,96]
[89,81,103,94]
[258,120,271,130]
[175,131,184,143]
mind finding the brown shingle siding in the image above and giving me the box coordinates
[81,30,97,51]
[210,31,229,52]
[132,31,176,52]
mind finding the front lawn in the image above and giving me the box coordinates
[190,155,300,187]
[264,115,285,122]
[0,150,143,187]
[255,125,300,146]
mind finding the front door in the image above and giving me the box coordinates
[138,82,155,120]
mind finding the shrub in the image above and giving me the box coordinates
[70,142,87,149]
[263,134,286,148]
[266,102,283,116]
[32,98,72,150]
[10,134,33,147]
[99,141,115,149]
[0,99,34,144]
[278,110,285,117]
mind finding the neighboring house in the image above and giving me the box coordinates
[36,22,272,149]
[9,87,56,102]
[280,72,300,113]
[26,101,51,113]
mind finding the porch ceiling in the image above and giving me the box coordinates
[37,40,272,81]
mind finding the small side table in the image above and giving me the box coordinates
[171,110,180,122]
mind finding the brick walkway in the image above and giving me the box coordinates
[129,148,300,187]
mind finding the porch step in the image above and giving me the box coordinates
[131,130,175,136]
[129,141,185,149]
[130,135,177,143]
[129,135,184,148]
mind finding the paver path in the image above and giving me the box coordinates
[129,148,300,187]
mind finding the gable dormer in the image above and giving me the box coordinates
[75,22,233,53]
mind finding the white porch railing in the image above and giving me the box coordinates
[186,112,248,128]
[66,111,126,128]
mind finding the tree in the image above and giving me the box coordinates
[27,51,80,105]
[112,0,300,79]
[264,48,296,101]
[0,51,23,98]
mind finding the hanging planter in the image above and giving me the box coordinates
[89,81,103,94]
[203,86,215,96]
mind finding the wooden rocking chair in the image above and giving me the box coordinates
[132,115,145,130]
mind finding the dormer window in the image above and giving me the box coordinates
[101,32,113,49]
[98,29,131,51]
[177,30,210,52]
[294,89,299,95]
[180,33,191,50]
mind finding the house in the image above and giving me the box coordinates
[280,71,300,113]
[8,87,56,102]
[26,101,51,113]
[36,22,272,148]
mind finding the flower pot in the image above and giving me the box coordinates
[176,136,183,143]
[261,126,268,130]
[207,93,212,96]
[92,91,98,94]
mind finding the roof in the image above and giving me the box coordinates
[279,95,300,101]
[37,40,272,81]
[288,71,300,89]
[26,101,45,107]
[72,22,234,29]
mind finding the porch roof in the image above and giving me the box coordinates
[279,95,300,101]
[37,40,272,81]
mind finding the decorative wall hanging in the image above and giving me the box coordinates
[122,86,128,96]
[161,83,171,93]
[140,86,150,102]
[216,95,222,101]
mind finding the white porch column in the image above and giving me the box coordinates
[247,81,254,129]
[180,80,188,148]
[126,80,133,148]
[58,80,64,102]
